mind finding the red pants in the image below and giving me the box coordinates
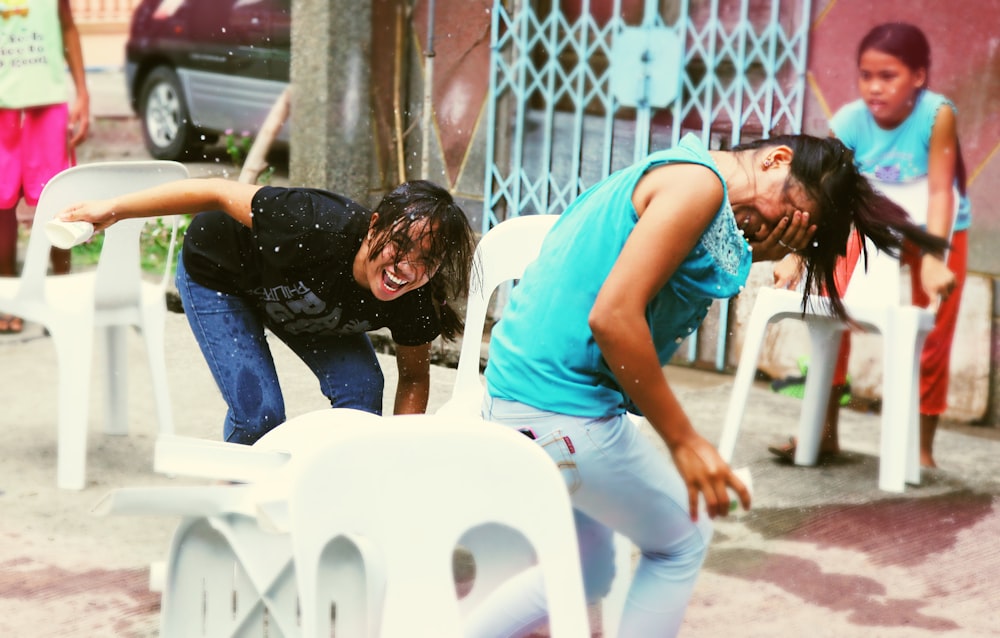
[832,230,967,416]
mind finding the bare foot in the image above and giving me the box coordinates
[0,314,23,334]
[920,452,937,469]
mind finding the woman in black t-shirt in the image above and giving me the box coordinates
[60,178,475,444]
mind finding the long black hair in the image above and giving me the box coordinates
[733,135,949,320]
[368,180,476,340]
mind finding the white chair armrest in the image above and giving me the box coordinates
[92,485,257,518]
[155,434,291,482]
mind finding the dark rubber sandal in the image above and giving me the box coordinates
[768,437,839,464]
[767,437,798,462]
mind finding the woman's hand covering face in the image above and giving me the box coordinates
[748,209,816,263]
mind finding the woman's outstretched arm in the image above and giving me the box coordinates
[59,178,263,230]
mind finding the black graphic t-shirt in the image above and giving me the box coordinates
[181,187,441,346]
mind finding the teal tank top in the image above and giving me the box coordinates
[485,134,753,417]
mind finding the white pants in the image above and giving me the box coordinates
[465,395,713,638]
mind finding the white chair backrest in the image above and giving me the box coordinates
[841,177,957,308]
[446,214,559,412]
[841,235,900,307]
[872,176,960,228]
[285,408,589,638]
[18,161,188,307]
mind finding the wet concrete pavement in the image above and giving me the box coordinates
[2,310,999,637]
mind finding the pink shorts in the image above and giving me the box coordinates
[0,103,73,216]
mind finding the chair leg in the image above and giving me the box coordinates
[160,519,240,638]
[718,310,774,463]
[794,323,843,466]
[879,312,929,492]
[322,534,385,638]
[103,324,130,436]
[51,322,95,490]
[141,305,175,435]
[905,375,923,486]
[878,333,907,493]
[907,326,932,486]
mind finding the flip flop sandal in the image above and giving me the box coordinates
[767,437,839,464]
[767,437,798,462]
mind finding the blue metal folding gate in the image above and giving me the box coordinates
[482,0,812,369]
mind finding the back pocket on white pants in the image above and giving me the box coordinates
[535,430,581,495]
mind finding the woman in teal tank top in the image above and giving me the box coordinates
[466,133,947,638]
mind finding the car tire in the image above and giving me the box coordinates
[138,66,198,160]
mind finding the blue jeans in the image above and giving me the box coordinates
[175,258,384,444]
[465,394,713,638]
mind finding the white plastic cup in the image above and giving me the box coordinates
[700,466,754,516]
[729,466,754,513]
[45,219,95,249]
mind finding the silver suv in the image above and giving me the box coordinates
[125,0,291,160]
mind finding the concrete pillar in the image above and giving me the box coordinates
[289,0,372,198]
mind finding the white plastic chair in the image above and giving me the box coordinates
[0,160,188,489]
[96,409,391,636]
[96,487,299,638]
[97,495,270,637]
[155,514,298,638]
[436,214,635,636]
[437,213,560,416]
[283,409,591,638]
[95,436,303,637]
[179,517,295,637]
[718,178,952,492]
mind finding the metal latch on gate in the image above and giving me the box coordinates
[610,26,681,108]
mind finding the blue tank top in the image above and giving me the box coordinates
[485,134,753,417]
[830,91,971,232]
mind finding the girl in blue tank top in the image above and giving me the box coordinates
[467,132,948,637]
[771,22,969,470]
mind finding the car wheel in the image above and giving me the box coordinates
[138,66,197,160]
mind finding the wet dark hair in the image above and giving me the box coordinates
[858,22,967,194]
[368,180,476,340]
[732,135,949,320]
